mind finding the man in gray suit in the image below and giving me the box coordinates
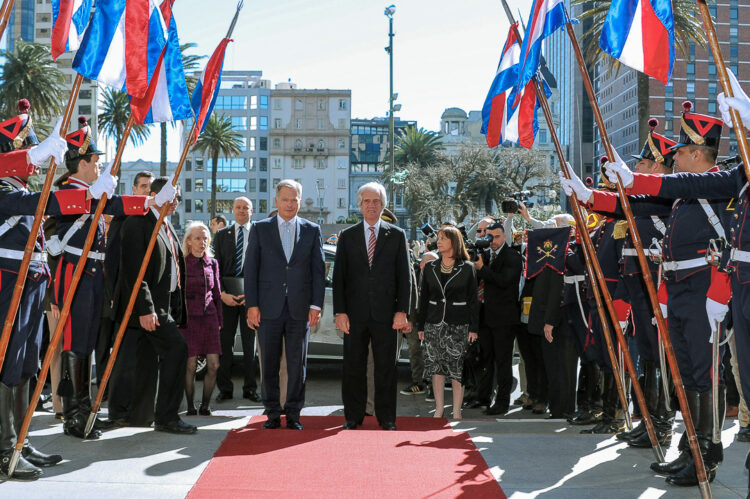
[245,180,325,430]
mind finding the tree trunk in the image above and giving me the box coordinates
[160,122,168,176]
[210,151,218,220]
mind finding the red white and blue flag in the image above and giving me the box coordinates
[72,0,168,98]
[514,0,567,106]
[129,0,192,124]
[599,0,675,84]
[481,24,549,149]
[190,37,232,144]
[50,0,93,61]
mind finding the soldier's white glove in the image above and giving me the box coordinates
[717,68,750,130]
[154,175,177,207]
[558,168,592,203]
[89,161,117,199]
[603,150,633,188]
[27,118,67,166]
[706,298,728,340]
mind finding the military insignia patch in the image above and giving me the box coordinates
[525,227,571,278]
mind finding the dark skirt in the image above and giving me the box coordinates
[180,313,221,358]
[423,322,468,382]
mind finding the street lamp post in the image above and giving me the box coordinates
[385,4,396,211]
[316,180,326,225]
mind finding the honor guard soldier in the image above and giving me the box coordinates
[0,101,114,479]
[561,101,732,486]
[49,117,164,440]
[613,119,676,450]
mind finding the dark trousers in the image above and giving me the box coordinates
[217,303,258,396]
[109,322,185,425]
[731,274,750,409]
[107,325,158,424]
[541,325,577,417]
[477,323,517,409]
[56,261,103,356]
[623,275,660,363]
[525,333,548,403]
[257,300,309,420]
[95,315,115,384]
[343,319,398,425]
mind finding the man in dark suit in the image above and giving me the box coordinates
[333,182,411,431]
[213,196,259,402]
[245,180,325,430]
[473,221,522,415]
[116,177,196,434]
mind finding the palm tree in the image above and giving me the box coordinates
[159,43,204,176]
[573,0,706,145]
[0,40,66,130]
[97,88,151,152]
[193,114,243,220]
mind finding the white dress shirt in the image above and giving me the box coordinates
[363,219,381,248]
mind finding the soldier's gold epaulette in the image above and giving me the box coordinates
[612,220,629,240]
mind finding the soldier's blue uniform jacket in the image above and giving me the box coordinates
[619,214,667,276]
[588,170,733,392]
[51,177,148,356]
[563,241,596,363]
[0,150,93,386]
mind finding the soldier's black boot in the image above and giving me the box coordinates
[631,367,674,448]
[13,378,61,467]
[667,388,723,486]
[0,382,41,480]
[570,362,603,424]
[651,390,699,474]
[619,361,657,442]
[582,371,625,434]
[61,351,101,439]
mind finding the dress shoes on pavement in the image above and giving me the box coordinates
[0,451,42,481]
[263,418,281,429]
[155,419,197,435]
[342,420,360,430]
[484,403,508,416]
[215,392,233,403]
[380,422,397,431]
[243,390,261,402]
[287,419,303,430]
[22,444,62,467]
[463,399,488,409]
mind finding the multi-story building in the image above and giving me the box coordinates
[594,0,750,165]
[180,70,271,226]
[4,1,98,136]
[269,82,351,224]
[349,117,415,226]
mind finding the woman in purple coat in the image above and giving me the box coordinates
[180,222,223,415]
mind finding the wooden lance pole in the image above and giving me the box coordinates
[0,0,16,42]
[561,5,710,495]
[84,121,197,437]
[8,115,136,477]
[0,74,83,373]
[695,0,750,181]
[499,1,671,456]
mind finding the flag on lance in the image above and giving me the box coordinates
[599,0,675,84]
[129,0,192,124]
[50,0,93,61]
[190,37,232,144]
[513,0,567,107]
[71,0,168,98]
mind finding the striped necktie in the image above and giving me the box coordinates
[367,226,376,268]
[235,226,244,276]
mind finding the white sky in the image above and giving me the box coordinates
[120,0,530,162]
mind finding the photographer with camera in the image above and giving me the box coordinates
[470,220,523,415]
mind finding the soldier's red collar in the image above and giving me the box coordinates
[1,176,27,190]
[66,176,90,189]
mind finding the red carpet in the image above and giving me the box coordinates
[188,416,504,498]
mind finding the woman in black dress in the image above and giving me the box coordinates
[417,226,478,419]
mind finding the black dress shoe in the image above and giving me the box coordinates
[380,422,397,431]
[738,425,750,442]
[463,399,487,409]
[215,392,233,402]
[243,390,261,402]
[263,418,281,429]
[186,407,197,416]
[198,405,211,416]
[342,420,359,430]
[484,404,508,416]
[22,444,62,467]
[287,419,303,430]
[94,417,117,430]
[155,419,197,434]
[0,451,42,480]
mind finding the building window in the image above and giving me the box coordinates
[260,116,268,130]
[686,82,695,95]
[78,105,91,116]
[293,158,303,169]
[273,98,281,110]
[273,178,281,189]
[708,102,717,114]
[295,99,304,110]
[260,96,268,109]
[250,96,258,109]
[318,98,325,110]
[184,199,191,213]
[338,197,346,209]
[250,116,257,130]
[260,137,267,151]
[248,179,257,192]
[273,158,281,169]
[208,200,234,214]
[195,179,204,192]
[185,179,192,192]
[214,158,247,172]
[316,158,326,169]
[338,139,345,149]
[665,120,673,131]
[294,139,303,151]
[195,200,204,213]
[248,158,256,171]
[260,179,267,192]
[214,95,247,110]
[538,130,547,143]
[186,159,192,171]
[338,99,348,110]
[337,159,347,169]
[274,118,282,129]
[196,158,204,171]
[231,116,247,130]
[248,137,255,151]
[317,119,325,130]
[79,89,92,100]
[260,158,268,171]
[317,139,325,150]
[259,199,267,213]
[337,178,346,189]
[208,179,248,193]
[708,63,716,76]
[686,63,695,76]
[296,119,303,129]
[664,100,673,114]
[272,138,281,148]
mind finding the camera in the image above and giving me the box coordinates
[502,190,534,214]
[461,223,494,261]
[420,222,437,243]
